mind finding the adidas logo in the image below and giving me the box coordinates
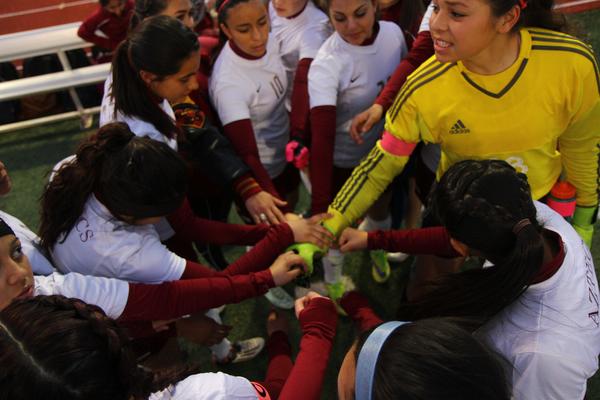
[449,119,470,134]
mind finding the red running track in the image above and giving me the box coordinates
[0,0,97,35]
[0,0,598,36]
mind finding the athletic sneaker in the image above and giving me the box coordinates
[264,287,294,309]
[370,249,391,283]
[325,276,356,315]
[387,251,410,263]
[294,280,328,298]
[215,337,266,364]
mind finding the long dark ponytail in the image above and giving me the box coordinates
[489,0,565,32]
[0,295,200,400]
[111,15,199,139]
[397,160,545,327]
[39,122,187,250]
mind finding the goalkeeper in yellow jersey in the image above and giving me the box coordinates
[325,0,598,256]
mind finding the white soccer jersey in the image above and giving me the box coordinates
[210,36,289,178]
[51,194,186,284]
[0,210,55,276]
[308,21,406,168]
[269,0,332,108]
[34,272,129,319]
[419,2,434,32]
[149,372,258,400]
[100,74,178,151]
[478,201,600,400]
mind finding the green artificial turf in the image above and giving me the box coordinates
[0,9,599,399]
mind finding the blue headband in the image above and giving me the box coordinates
[355,321,409,400]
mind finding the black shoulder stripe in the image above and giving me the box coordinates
[389,63,456,122]
[388,61,445,119]
[531,35,595,58]
[528,29,576,40]
[531,45,600,94]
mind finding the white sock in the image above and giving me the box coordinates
[206,309,232,360]
[323,248,343,284]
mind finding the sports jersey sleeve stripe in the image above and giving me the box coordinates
[460,58,528,99]
[530,35,595,56]
[531,45,600,94]
[389,63,457,123]
[331,148,385,212]
[387,58,443,119]
[331,148,382,210]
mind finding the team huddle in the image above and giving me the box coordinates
[0,0,599,399]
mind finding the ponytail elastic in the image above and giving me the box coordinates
[356,321,410,400]
[512,218,531,235]
[518,0,528,9]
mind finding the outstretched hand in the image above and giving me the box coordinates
[350,104,384,144]
[338,227,368,253]
[269,251,307,286]
[245,191,288,225]
[287,213,334,249]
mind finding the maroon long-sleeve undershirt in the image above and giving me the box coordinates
[340,291,384,333]
[309,105,337,214]
[278,297,338,400]
[119,268,273,323]
[223,119,284,202]
[289,58,313,142]
[167,198,270,246]
[368,226,460,258]
[375,31,434,112]
[76,1,133,51]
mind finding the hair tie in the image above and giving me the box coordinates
[217,0,232,14]
[519,0,528,9]
[356,321,410,400]
[512,218,531,235]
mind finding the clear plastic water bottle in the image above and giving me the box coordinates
[323,248,343,284]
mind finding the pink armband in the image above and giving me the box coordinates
[380,131,417,156]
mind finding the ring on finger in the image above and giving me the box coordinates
[259,213,268,221]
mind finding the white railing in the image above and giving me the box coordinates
[0,23,111,134]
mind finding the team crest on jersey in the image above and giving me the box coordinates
[449,120,470,134]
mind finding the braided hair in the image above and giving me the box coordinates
[0,295,198,400]
[397,160,545,327]
[39,122,187,251]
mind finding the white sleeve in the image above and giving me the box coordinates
[122,234,186,283]
[210,74,254,126]
[34,273,129,319]
[308,53,342,108]
[419,2,434,32]
[299,28,329,61]
[148,372,258,400]
[511,352,588,400]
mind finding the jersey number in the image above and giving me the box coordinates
[270,75,285,99]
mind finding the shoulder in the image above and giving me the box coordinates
[528,28,598,73]
[387,57,458,121]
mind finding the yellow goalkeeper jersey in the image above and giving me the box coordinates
[386,27,599,205]
[326,28,599,236]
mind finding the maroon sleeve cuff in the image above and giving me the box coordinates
[309,105,337,214]
[367,226,460,258]
[223,223,294,276]
[223,119,282,200]
[289,58,313,141]
[340,291,383,332]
